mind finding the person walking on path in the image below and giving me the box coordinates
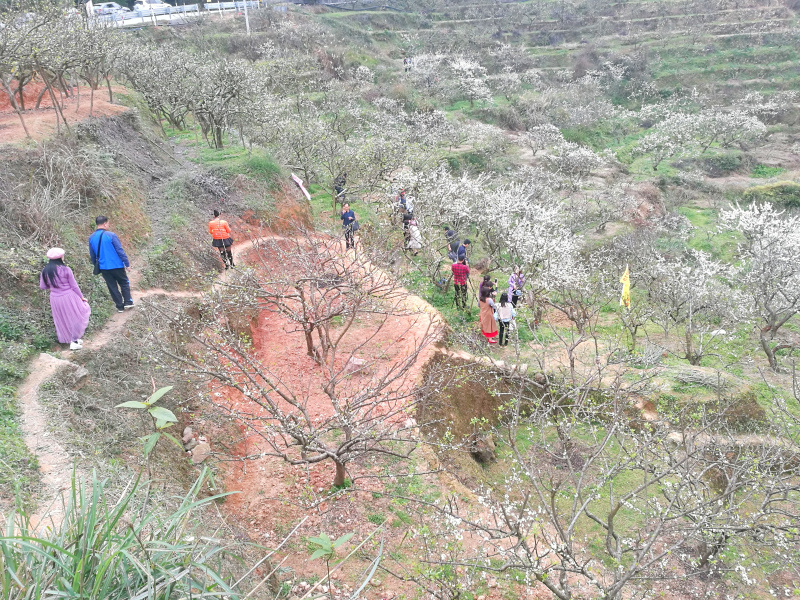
[457,239,471,263]
[334,172,347,202]
[40,248,91,351]
[508,267,525,308]
[341,203,356,249]
[209,210,235,269]
[89,216,133,314]
[479,286,498,345]
[401,208,413,247]
[444,226,460,262]
[451,257,470,310]
[496,292,517,347]
[407,216,423,256]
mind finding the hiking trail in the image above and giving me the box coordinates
[14,241,253,527]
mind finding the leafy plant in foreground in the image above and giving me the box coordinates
[0,469,244,600]
[116,385,181,456]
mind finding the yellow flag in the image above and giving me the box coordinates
[619,266,631,308]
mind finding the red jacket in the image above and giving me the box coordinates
[451,262,470,285]
[208,218,231,240]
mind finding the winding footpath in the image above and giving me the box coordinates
[15,237,452,528]
[15,241,255,527]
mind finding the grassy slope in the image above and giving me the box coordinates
[0,102,285,505]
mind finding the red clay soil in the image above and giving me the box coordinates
[207,246,456,598]
[0,80,129,144]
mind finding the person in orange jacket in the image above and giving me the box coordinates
[208,209,234,269]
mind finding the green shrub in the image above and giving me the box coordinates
[750,164,787,179]
[743,181,800,208]
[700,153,741,177]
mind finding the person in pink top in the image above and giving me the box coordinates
[39,248,91,350]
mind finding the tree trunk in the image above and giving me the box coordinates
[39,70,63,135]
[760,330,779,371]
[333,460,346,487]
[685,327,701,365]
[106,76,113,102]
[35,84,48,109]
[17,80,25,110]
[0,80,31,139]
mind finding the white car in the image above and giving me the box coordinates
[133,0,173,11]
[94,2,125,14]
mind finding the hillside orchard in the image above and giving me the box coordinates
[2,0,800,598]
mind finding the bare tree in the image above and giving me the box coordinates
[402,360,800,600]
[152,234,442,488]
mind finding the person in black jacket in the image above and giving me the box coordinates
[340,203,356,249]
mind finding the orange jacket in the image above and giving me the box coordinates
[208,218,231,240]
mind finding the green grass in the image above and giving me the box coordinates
[676,206,739,262]
[367,513,386,525]
[0,470,251,599]
[751,165,787,179]
[0,385,39,504]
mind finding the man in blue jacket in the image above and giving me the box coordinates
[89,215,133,313]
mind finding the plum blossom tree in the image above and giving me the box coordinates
[720,203,800,370]
[544,141,604,190]
[447,56,493,107]
[635,108,767,170]
[518,123,565,157]
[645,250,741,366]
[153,235,442,488]
[409,362,800,600]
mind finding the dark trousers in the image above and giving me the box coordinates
[344,226,354,249]
[511,292,520,308]
[454,284,467,310]
[218,246,234,268]
[499,320,510,346]
[101,268,132,311]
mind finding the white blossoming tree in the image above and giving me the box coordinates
[635,108,767,170]
[720,203,800,370]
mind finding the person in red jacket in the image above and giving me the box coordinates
[208,210,234,269]
[451,257,470,310]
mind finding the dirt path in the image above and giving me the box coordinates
[0,83,130,145]
[16,258,216,526]
[17,236,429,526]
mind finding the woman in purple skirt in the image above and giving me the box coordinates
[39,248,91,350]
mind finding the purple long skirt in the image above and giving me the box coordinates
[50,291,91,343]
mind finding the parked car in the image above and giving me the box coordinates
[132,1,173,11]
[94,2,125,14]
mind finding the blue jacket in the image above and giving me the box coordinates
[89,229,130,271]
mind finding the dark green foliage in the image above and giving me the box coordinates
[751,165,787,179]
[700,153,742,178]
[743,181,800,208]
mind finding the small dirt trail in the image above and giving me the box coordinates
[17,235,464,529]
[17,264,208,525]
[15,236,366,524]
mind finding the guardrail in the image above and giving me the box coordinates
[93,1,266,26]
